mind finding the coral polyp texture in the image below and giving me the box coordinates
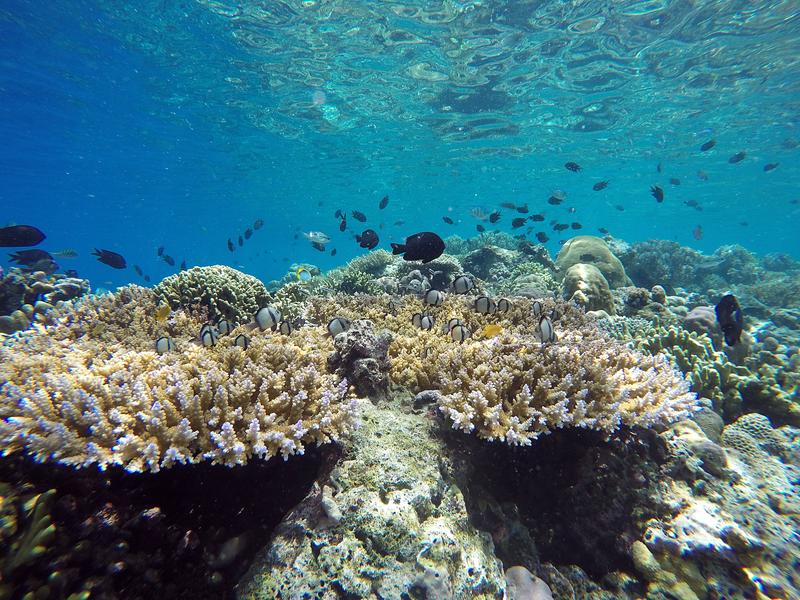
[0,286,359,473]
[305,294,698,445]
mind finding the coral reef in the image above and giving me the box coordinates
[562,263,615,315]
[555,236,631,288]
[0,286,359,472]
[327,320,392,400]
[153,265,270,324]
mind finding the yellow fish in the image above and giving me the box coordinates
[482,323,503,338]
[155,304,171,323]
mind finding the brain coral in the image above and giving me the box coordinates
[153,265,270,324]
[305,294,697,445]
[0,286,359,473]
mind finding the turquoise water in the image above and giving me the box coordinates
[2,1,798,287]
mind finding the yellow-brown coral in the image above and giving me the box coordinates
[0,287,359,473]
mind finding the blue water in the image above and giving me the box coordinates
[2,0,799,289]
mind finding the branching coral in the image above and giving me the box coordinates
[0,288,359,473]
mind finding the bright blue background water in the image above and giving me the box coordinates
[2,1,799,289]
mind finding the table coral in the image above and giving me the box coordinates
[0,287,359,473]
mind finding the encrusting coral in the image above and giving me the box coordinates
[0,286,359,473]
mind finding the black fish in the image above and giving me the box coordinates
[685,199,700,208]
[144,275,151,282]
[476,224,486,233]
[227,239,235,252]
[489,211,501,223]
[535,232,549,243]
[615,204,625,211]
[334,209,344,220]
[378,195,389,209]
[238,236,244,247]
[92,248,126,269]
[565,161,581,172]
[157,246,164,256]
[442,216,454,224]
[530,214,545,222]
[571,222,582,230]
[311,241,326,252]
[180,260,187,270]
[0,225,46,247]
[356,229,379,250]
[650,185,664,202]
[547,195,563,205]
[134,264,143,276]
[8,248,52,266]
[253,218,264,230]
[700,139,716,151]
[715,294,743,346]
[391,231,445,263]
[331,248,337,256]
[657,162,663,173]
[592,181,608,191]
[598,227,609,234]
[516,204,529,214]
[728,151,746,164]
[511,217,526,229]
[163,254,175,266]
[500,202,516,209]
[394,220,405,226]
[352,210,367,222]
[669,178,681,186]
[763,163,779,172]
[339,217,347,232]
[553,223,569,232]
[244,228,253,239]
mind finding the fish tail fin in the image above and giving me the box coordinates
[390,243,405,255]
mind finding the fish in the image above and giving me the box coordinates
[565,161,581,172]
[8,249,52,266]
[684,199,700,208]
[412,313,435,331]
[500,202,517,210]
[476,224,486,233]
[217,319,233,335]
[530,214,545,222]
[253,218,264,230]
[327,317,350,336]
[547,195,563,205]
[311,241,326,252]
[692,225,703,240]
[650,185,664,202]
[351,210,367,222]
[391,232,445,263]
[244,228,253,240]
[532,301,543,317]
[163,254,175,266]
[443,318,463,334]
[227,239,235,252]
[489,211,501,223]
[592,181,609,191]
[450,324,471,344]
[482,324,503,338]
[144,275,151,282]
[378,195,389,209]
[334,209,344,220]
[657,162,663,173]
[512,217,526,229]
[339,217,347,232]
[331,248,337,256]
[255,306,281,331]
[728,151,746,164]
[238,236,244,247]
[92,248,126,269]
[356,229,379,250]
[304,231,331,245]
[669,178,681,186]
[157,246,165,256]
[536,232,549,243]
[553,223,569,232]
[233,334,250,349]
[134,264,143,276]
[470,207,490,221]
[52,249,78,258]
[155,304,171,323]
[700,139,716,151]
[155,337,175,354]
[567,207,577,214]
[474,296,496,315]
[571,222,582,230]
[423,289,444,306]
[452,275,474,294]
[697,170,708,181]
[180,260,187,270]
[442,216,454,225]
[278,320,293,335]
[0,225,46,247]
[394,220,405,226]
[615,204,625,211]
[200,323,219,347]
[598,227,609,234]
[537,316,556,343]
[516,204,529,214]
[715,294,743,346]
[496,298,511,313]
[296,267,313,282]
[763,163,779,172]
[740,221,749,226]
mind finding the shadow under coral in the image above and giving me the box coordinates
[0,446,332,600]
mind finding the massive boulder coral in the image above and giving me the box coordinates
[0,286,359,473]
[153,265,270,324]
[561,263,615,315]
[555,236,631,288]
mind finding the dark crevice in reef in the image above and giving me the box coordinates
[447,426,670,581]
[0,447,328,599]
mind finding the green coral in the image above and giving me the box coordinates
[272,282,311,321]
[308,268,381,296]
[346,250,396,277]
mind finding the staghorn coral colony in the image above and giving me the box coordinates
[0,235,798,599]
